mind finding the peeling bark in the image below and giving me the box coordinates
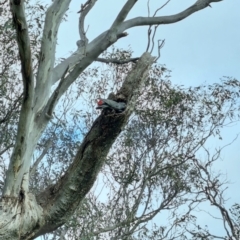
[0,0,224,238]
[35,52,155,236]
[0,53,154,239]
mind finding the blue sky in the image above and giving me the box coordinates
[41,0,240,237]
[57,0,240,176]
[57,0,240,89]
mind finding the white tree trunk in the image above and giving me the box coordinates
[0,0,223,238]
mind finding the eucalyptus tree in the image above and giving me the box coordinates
[1,0,239,240]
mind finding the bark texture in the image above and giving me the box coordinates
[0,0,223,239]
[0,53,155,239]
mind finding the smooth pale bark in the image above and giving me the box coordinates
[0,52,155,239]
[0,0,223,239]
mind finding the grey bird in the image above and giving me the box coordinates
[96,99,126,113]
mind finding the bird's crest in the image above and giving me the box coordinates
[97,99,104,106]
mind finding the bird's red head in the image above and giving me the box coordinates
[97,99,104,106]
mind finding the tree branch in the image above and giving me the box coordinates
[50,0,138,85]
[146,0,170,53]
[49,31,128,107]
[118,0,223,32]
[45,66,69,120]
[78,0,97,44]
[51,0,222,88]
[34,0,71,112]
[3,0,35,196]
[0,94,22,124]
[30,140,52,177]
[10,0,34,100]
[0,145,14,156]
[111,0,138,29]
[36,52,156,236]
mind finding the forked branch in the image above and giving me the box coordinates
[111,0,137,29]
[10,0,34,102]
[36,52,156,236]
[118,0,223,32]
[78,0,97,44]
